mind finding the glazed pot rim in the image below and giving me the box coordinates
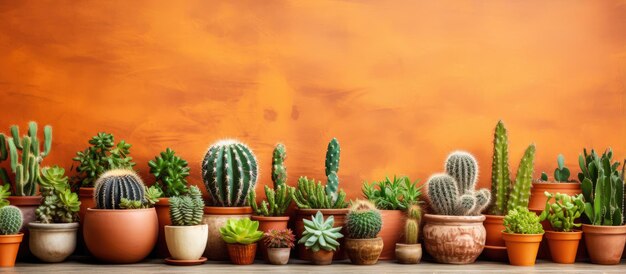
[424,214,486,222]
[86,207,156,212]
[297,208,349,215]
[203,206,252,215]
[28,222,80,230]
[251,215,290,221]
[164,224,208,229]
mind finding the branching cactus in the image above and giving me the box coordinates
[0,205,23,235]
[94,169,145,209]
[506,144,536,213]
[249,143,294,216]
[404,204,422,244]
[201,140,258,207]
[6,122,52,196]
[426,173,490,216]
[325,138,340,201]
[445,151,478,194]
[345,200,382,239]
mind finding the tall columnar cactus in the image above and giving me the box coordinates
[345,200,382,239]
[489,120,511,216]
[272,143,287,188]
[445,151,478,194]
[201,140,258,207]
[325,138,340,201]
[6,122,52,196]
[506,144,536,213]
[0,134,9,184]
[405,204,422,244]
[580,148,624,226]
[249,143,294,216]
[0,205,23,235]
[94,169,145,209]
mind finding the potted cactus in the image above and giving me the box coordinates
[502,207,545,266]
[148,147,190,257]
[200,139,258,260]
[164,185,207,265]
[362,175,421,259]
[579,148,626,265]
[292,138,348,260]
[423,151,491,264]
[82,169,160,263]
[0,204,23,267]
[344,200,383,265]
[395,204,422,264]
[529,154,581,211]
[263,229,295,265]
[298,211,344,265]
[219,218,263,265]
[28,166,80,263]
[537,192,584,264]
[484,120,536,261]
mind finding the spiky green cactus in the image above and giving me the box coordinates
[169,186,204,226]
[506,144,536,213]
[272,143,287,188]
[345,200,382,239]
[249,143,294,216]
[580,148,624,226]
[325,138,340,201]
[489,120,511,216]
[292,176,347,209]
[201,140,258,207]
[404,204,422,244]
[0,205,23,235]
[426,173,490,216]
[0,134,9,184]
[94,169,145,209]
[445,151,478,194]
[6,122,52,196]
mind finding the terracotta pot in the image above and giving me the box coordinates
[482,214,507,261]
[582,224,626,265]
[28,222,79,263]
[267,247,290,265]
[201,206,252,260]
[0,233,23,267]
[251,215,289,259]
[78,187,94,224]
[295,208,348,260]
[528,182,581,211]
[165,224,208,260]
[83,208,158,263]
[309,249,334,265]
[378,210,405,260]
[544,230,581,264]
[226,243,257,265]
[345,237,383,265]
[7,196,41,259]
[395,243,421,264]
[422,214,486,264]
[502,232,543,266]
[154,197,171,258]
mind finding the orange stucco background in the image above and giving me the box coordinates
[0,1,625,200]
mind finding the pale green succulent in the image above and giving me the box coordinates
[298,211,343,252]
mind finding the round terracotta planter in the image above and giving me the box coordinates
[201,206,252,261]
[226,243,257,265]
[544,230,581,264]
[154,197,171,258]
[528,182,581,211]
[83,208,158,264]
[309,249,334,265]
[395,243,422,264]
[295,208,348,260]
[7,196,41,259]
[502,232,543,266]
[78,187,95,224]
[345,237,383,265]
[0,233,23,267]
[423,214,486,264]
[165,224,208,260]
[251,215,289,259]
[267,247,290,265]
[582,224,626,265]
[482,214,507,261]
[28,222,79,263]
[378,210,405,260]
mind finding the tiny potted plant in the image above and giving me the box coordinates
[28,166,80,263]
[538,191,584,264]
[362,175,421,259]
[164,185,207,265]
[219,218,263,265]
[344,200,383,265]
[395,204,422,264]
[298,211,344,265]
[528,154,581,211]
[263,229,295,265]
[502,207,544,266]
[0,187,24,267]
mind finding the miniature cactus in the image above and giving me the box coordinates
[6,121,52,196]
[292,176,347,209]
[201,139,258,207]
[0,205,23,235]
[272,143,287,188]
[445,151,478,194]
[169,186,205,226]
[506,144,536,213]
[554,154,571,182]
[325,138,340,201]
[249,143,294,216]
[404,204,422,244]
[426,173,490,216]
[94,169,145,209]
[345,200,382,239]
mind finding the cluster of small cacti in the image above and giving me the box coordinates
[345,200,382,239]
[250,143,294,216]
[580,148,624,226]
[0,205,23,235]
[36,166,81,223]
[169,186,205,226]
[201,140,258,207]
[94,169,146,209]
[404,204,422,244]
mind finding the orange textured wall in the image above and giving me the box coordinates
[0,1,625,200]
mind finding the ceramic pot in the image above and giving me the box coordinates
[582,224,626,265]
[28,222,79,263]
[83,208,158,263]
[422,214,486,264]
[202,206,252,260]
[78,187,94,224]
[502,232,543,266]
[309,249,334,265]
[295,208,348,260]
[7,196,41,259]
[344,237,383,265]
[482,214,507,261]
[226,243,257,265]
[165,224,208,260]
[544,230,581,264]
[395,243,422,264]
[267,247,290,265]
[378,210,405,260]
[528,182,581,211]
[154,197,171,258]
[251,215,289,259]
[0,233,23,267]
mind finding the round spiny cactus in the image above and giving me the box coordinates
[346,200,382,239]
[0,205,23,235]
[445,151,478,194]
[94,169,145,209]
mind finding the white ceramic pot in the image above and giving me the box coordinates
[165,224,208,260]
[28,222,79,263]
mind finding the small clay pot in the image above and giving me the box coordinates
[395,243,422,264]
[582,224,626,265]
[345,237,384,265]
[423,214,486,264]
[295,208,348,261]
[251,215,289,259]
[502,232,543,266]
[202,206,252,261]
[154,198,171,258]
[482,215,507,261]
[28,222,79,263]
[226,243,257,265]
[7,196,41,259]
[0,233,23,267]
[165,224,208,260]
[378,210,406,260]
[544,230,581,264]
[267,247,290,265]
[310,249,334,265]
[78,187,95,224]
[528,182,581,212]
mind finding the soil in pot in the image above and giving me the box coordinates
[528,182,581,212]
[155,197,171,258]
[251,215,289,259]
[345,237,383,265]
[544,230,581,264]
[202,206,252,261]
[502,232,543,266]
[226,243,257,265]
[295,208,348,260]
[0,233,23,267]
[395,243,422,264]
[165,224,208,260]
[267,248,290,265]
[310,249,334,265]
[28,222,79,263]
[378,210,405,260]
[423,214,486,264]
[7,196,41,260]
[582,224,626,265]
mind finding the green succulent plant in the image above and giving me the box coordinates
[362,175,421,210]
[263,228,296,249]
[119,198,144,209]
[580,148,624,226]
[148,148,190,197]
[0,134,9,184]
[540,154,573,183]
[298,211,344,252]
[0,205,23,235]
[538,192,584,232]
[36,166,81,223]
[0,184,10,208]
[503,207,544,234]
[169,185,204,226]
[119,185,163,209]
[219,218,263,245]
[250,143,295,216]
[72,132,135,187]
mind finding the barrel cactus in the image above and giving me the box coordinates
[201,140,258,207]
[94,169,145,209]
[345,200,382,239]
[0,205,23,235]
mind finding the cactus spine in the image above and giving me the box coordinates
[94,169,145,209]
[506,144,536,213]
[345,200,382,239]
[6,122,52,196]
[201,139,258,207]
[325,138,340,201]
[0,205,23,235]
[404,204,422,244]
[445,151,478,194]
[489,120,511,216]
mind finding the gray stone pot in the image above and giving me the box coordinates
[28,222,79,263]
